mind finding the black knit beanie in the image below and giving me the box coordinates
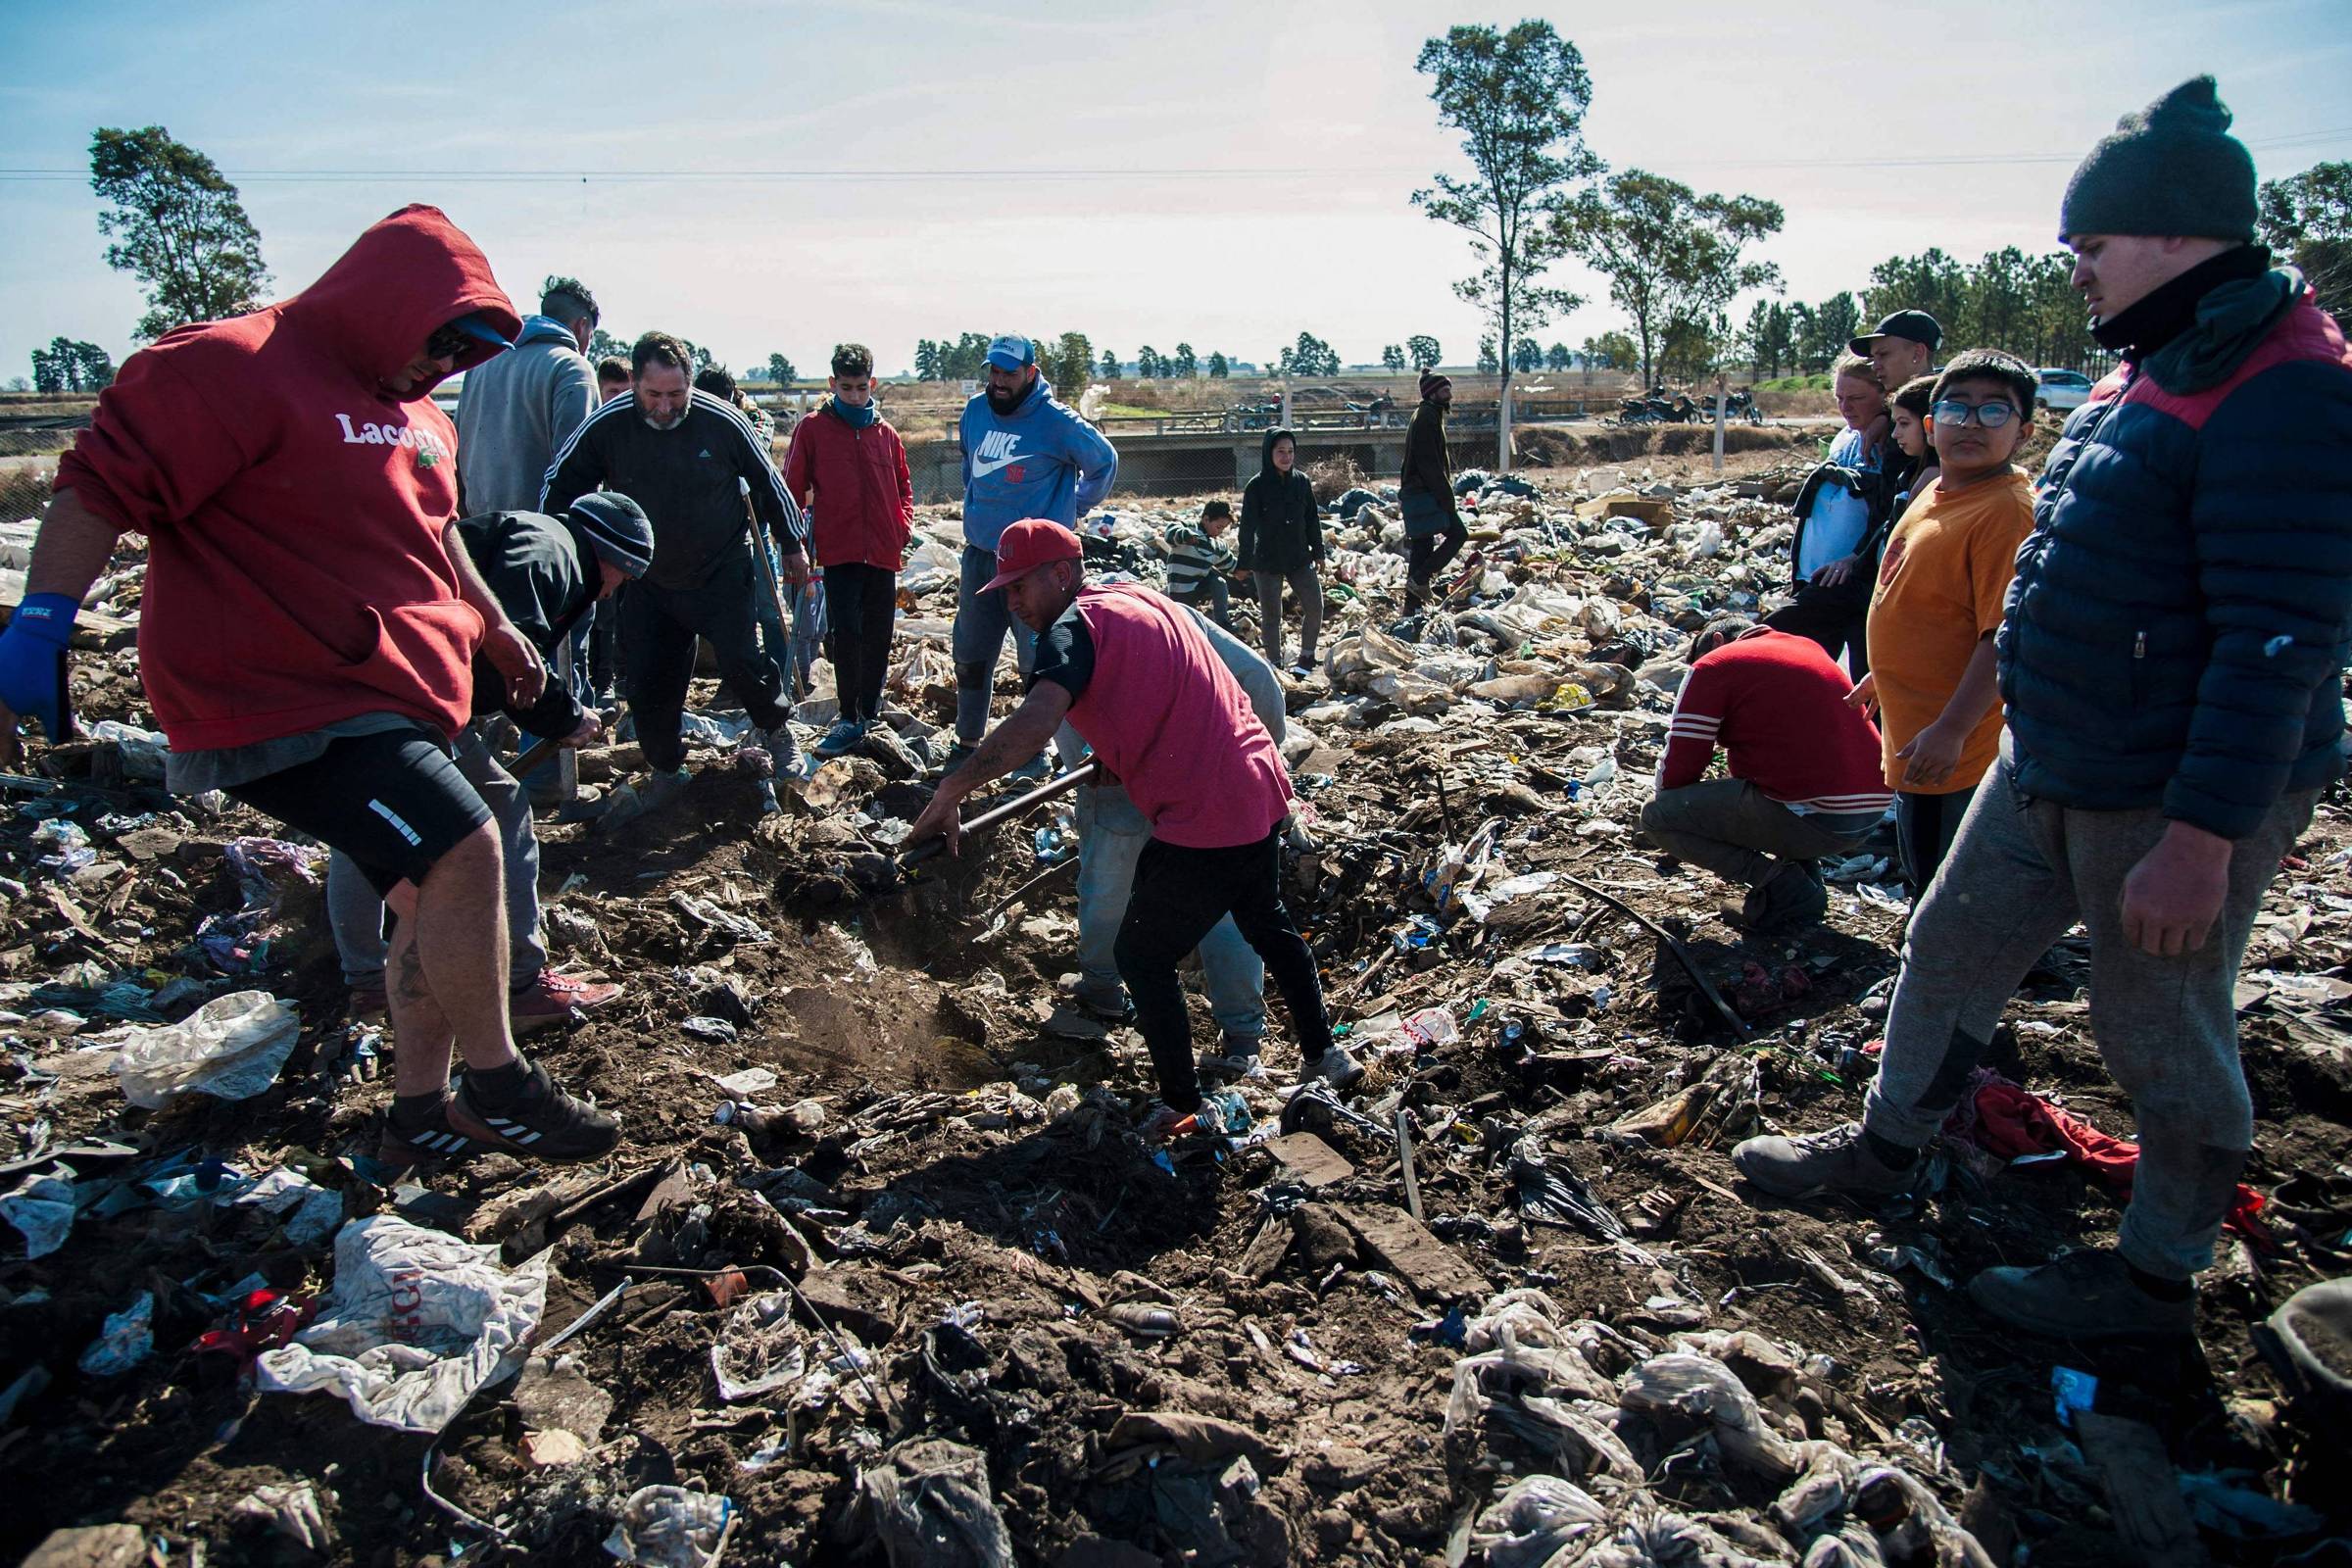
[1419,369,1451,398]
[565,492,655,579]
[2060,76,2257,242]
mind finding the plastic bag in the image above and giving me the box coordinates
[1619,1351,1801,1481]
[1470,1475,1610,1568]
[606,1485,734,1567]
[711,1292,808,1401]
[2,1171,75,1258]
[257,1216,548,1433]
[111,990,302,1109]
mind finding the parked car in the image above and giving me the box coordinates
[2034,367,2096,412]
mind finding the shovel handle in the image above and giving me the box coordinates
[899,760,1099,868]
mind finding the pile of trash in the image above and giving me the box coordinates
[6,464,2351,1566]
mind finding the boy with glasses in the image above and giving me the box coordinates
[1844,350,2038,896]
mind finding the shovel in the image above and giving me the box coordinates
[896,760,1099,871]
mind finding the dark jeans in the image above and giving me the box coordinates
[1170,576,1231,631]
[1895,784,1975,900]
[823,563,898,723]
[1764,578,1872,677]
[1113,828,1333,1111]
[1407,517,1468,583]
[620,548,793,772]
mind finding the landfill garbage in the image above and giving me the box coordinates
[854,1437,1016,1568]
[710,1290,807,1401]
[108,990,302,1109]
[85,719,169,781]
[236,1167,344,1246]
[605,1485,733,1567]
[232,1481,333,1552]
[256,1216,549,1432]
[2,1170,75,1258]
[77,1291,156,1377]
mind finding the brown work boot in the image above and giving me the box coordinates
[512,970,623,1034]
[1967,1248,2197,1340]
[1732,1121,1916,1200]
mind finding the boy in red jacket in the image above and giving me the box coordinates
[784,343,914,758]
[0,207,618,1169]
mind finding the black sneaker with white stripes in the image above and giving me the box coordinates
[448,1057,620,1162]
[376,1093,495,1168]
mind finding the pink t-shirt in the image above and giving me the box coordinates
[1060,582,1292,848]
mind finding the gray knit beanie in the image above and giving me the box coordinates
[2060,76,2257,242]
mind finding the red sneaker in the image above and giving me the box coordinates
[511,970,623,1033]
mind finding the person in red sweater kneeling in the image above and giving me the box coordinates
[906,519,1362,1137]
[1642,617,1893,930]
[0,207,618,1170]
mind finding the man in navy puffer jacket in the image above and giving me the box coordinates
[1734,76,2352,1342]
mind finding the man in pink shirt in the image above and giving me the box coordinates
[908,519,1362,1131]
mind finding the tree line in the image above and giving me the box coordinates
[27,120,2350,403]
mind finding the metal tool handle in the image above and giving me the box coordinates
[898,760,1100,868]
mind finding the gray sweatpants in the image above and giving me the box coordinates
[327,725,547,990]
[1862,741,2316,1280]
[1641,780,1879,888]
[1254,566,1321,667]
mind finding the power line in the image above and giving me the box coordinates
[2,126,2345,185]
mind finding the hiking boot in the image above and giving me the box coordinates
[348,978,387,1023]
[1298,1046,1365,1093]
[940,741,979,776]
[1742,861,1829,931]
[376,1092,494,1168]
[512,970,622,1034]
[1731,1121,1916,1200]
[1074,990,1136,1027]
[1967,1248,2197,1340]
[448,1057,620,1163]
[814,718,868,758]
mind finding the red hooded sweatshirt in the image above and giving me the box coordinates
[56,205,520,752]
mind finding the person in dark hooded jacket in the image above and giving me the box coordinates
[1399,371,1467,607]
[0,205,620,1171]
[1237,427,1325,671]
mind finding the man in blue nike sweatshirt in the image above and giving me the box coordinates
[947,335,1118,765]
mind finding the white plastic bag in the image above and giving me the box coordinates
[111,990,301,1109]
[258,1216,549,1433]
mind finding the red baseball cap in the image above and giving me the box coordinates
[982,518,1084,592]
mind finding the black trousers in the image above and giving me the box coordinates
[1896,784,1976,901]
[1764,578,1872,676]
[822,563,899,724]
[1113,828,1333,1110]
[620,547,792,772]
[1407,517,1469,583]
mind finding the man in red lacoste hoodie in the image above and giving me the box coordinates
[0,205,619,1169]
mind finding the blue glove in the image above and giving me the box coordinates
[0,592,79,740]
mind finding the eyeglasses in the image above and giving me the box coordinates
[1930,398,2019,429]
[423,322,474,362]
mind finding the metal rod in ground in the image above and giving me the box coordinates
[1396,1109,1424,1223]
[967,854,1080,931]
[1554,870,1752,1040]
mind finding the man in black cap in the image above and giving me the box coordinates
[326,494,654,1031]
[1734,76,2352,1344]
[1849,310,1942,420]
[1399,369,1464,608]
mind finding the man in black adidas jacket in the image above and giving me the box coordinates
[541,331,810,791]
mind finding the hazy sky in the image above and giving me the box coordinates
[2,0,2346,381]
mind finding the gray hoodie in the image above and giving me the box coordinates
[455,314,597,514]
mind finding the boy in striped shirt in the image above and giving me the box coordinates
[1642,616,1893,929]
[1164,500,1239,629]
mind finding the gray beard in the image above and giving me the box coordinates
[642,409,685,431]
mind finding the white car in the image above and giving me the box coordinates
[2035,368,2095,412]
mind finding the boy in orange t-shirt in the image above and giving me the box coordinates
[1850,350,2039,896]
